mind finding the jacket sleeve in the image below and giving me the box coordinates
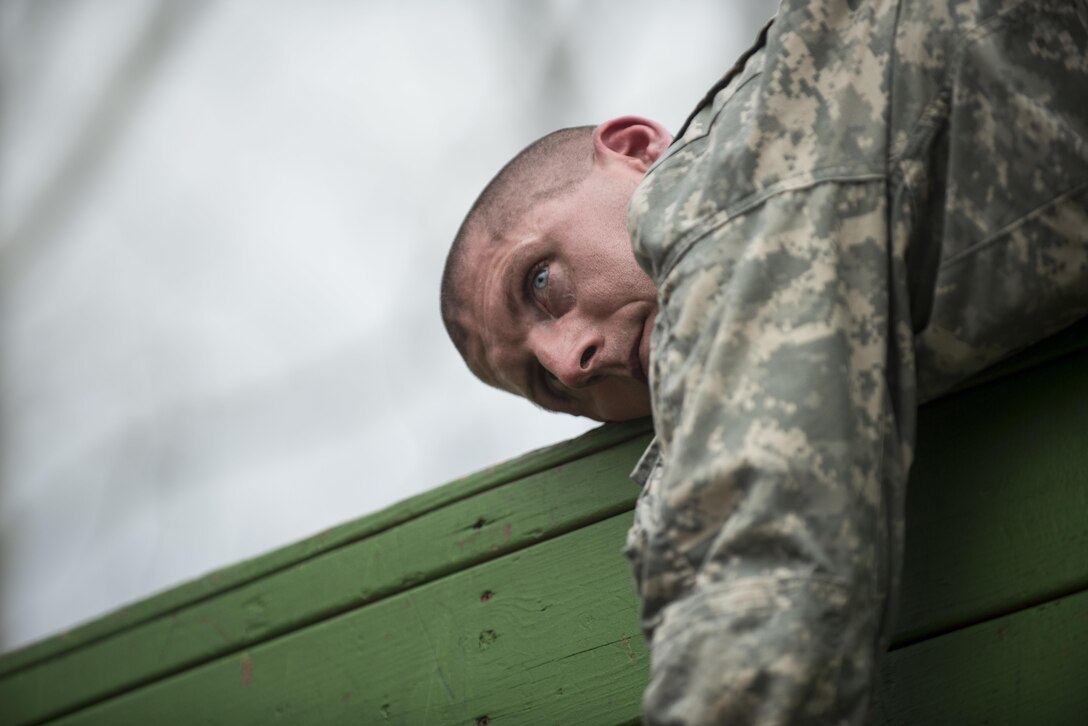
[626,179,917,725]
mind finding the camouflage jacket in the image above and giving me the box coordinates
[625,0,1088,723]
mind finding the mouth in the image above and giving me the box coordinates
[630,317,650,384]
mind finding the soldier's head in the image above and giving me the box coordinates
[441,117,671,421]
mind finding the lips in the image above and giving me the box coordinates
[630,314,652,384]
[639,315,652,383]
[629,337,645,383]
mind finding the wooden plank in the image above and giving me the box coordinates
[0,419,652,679]
[40,513,1088,726]
[47,514,651,726]
[895,346,1088,644]
[0,437,652,725]
[878,588,1088,725]
[3,326,1084,723]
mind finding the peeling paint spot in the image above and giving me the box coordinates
[621,636,636,663]
[241,654,254,687]
[502,522,512,540]
[471,517,487,530]
[478,629,498,649]
[244,595,269,635]
[479,590,494,603]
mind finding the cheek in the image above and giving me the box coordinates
[583,241,658,306]
[610,233,656,296]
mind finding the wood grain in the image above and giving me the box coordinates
[1,325,1085,725]
[0,419,653,680]
[49,515,649,726]
[0,437,651,724]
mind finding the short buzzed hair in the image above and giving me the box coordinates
[440,126,596,361]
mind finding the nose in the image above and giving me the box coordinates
[533,323,603,389]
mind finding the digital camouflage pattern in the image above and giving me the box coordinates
[624,0,1088,723]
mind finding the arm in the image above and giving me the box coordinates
[627,180,916,724]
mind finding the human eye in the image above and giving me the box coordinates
[527,262,550,305]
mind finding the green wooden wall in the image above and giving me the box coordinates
[2,321,1086,725]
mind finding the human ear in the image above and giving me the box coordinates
[593,116,672,172]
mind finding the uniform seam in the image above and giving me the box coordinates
[885,0,904,173]
[668,19,773,146]
[649,68,766,172]
[890,0,1049,165]
[875,381,897,654]
[940,180,1088,268]
[659,172,886,282]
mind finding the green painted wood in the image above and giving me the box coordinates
[0,437,652,725]
[895,346,1088,644]
[48,515,650,726]
[1,322,1085,725]
[878,589,1088,725]
[0,418,651,678]
[36,516,1088,726]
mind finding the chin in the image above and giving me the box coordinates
[591,393,653,422]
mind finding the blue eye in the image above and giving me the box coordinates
[532,266,549,291]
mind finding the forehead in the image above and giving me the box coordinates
[454,217,540,394]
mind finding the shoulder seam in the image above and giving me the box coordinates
[658,171,887,280]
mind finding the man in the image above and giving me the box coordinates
[442,0,1088,723]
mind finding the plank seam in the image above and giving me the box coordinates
[0,422,652,679]
[889,578,1088,651]
[18,506,642,725]
[19,523,1085,723]
[8,326,1082,675]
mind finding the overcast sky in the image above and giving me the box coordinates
[0,0,774,652]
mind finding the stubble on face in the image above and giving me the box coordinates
[454,172,658,422]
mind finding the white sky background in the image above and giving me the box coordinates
[0,0,774,652]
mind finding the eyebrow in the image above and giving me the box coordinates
[504,257,524,317]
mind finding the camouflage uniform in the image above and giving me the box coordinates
[624,0,1088,723]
